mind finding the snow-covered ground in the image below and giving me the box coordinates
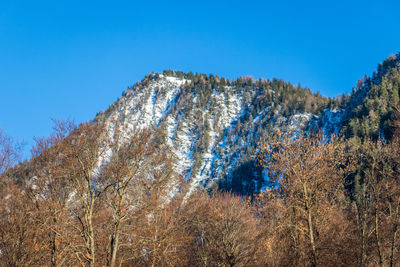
[100,73,342,196]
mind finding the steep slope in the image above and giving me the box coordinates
[6,53,400,197]
[309,53,400,142]
[92,53,400,195]
[341,54,400,141]
[96,71,337,194]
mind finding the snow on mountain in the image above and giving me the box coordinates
[97,72,344,195]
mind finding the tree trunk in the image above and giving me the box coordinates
[390,226,397,267]
[303,183,317,267]
[86,197,96,267]
[110,220,120,267]
[357,190,368,267]
[389,196,400,267]
[375,202,383,267]
[50,229,56,267]
[360,209,367,267]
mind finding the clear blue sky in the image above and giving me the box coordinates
[0,0,399,158]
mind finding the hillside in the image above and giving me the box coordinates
[95,71,343,195]
[92,54,400,195]
[2,53,400,266]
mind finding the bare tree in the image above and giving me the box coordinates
[29,119,76,266]
[351,137,400,267]
[0,128,22,175]
[102,124,181,267]
[257,132,352,266]
[125,193,190,267]
[183,191,261,267]
[0,174,46,265]
[61,122,110,266]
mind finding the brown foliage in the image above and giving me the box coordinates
[4,119,400,267]
[0,128,21,175]
[183,191,261,266]
[256,132,356,266]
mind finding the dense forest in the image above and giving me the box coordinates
[1,53,400,266]
[96,67,347,196]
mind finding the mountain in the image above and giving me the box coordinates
[340,54,400,141]
[91,54,400,195]
[93,73,334,195]
[2,53,400,266]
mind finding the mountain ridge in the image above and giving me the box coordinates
[94,71,342,194]
[89,52,400,195]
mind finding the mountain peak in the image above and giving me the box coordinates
[96,70,337,195]
[91,52,400,195]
